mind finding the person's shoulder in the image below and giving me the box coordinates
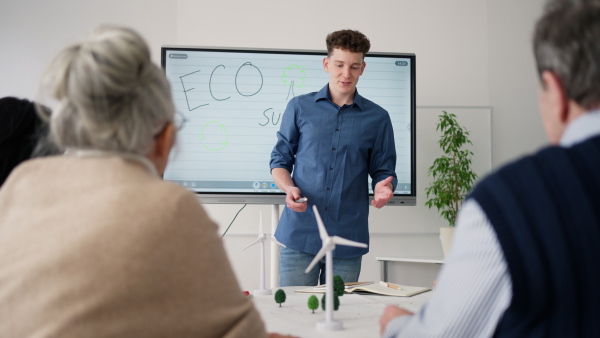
[470,144,561,197]
[16,154,63,168]
[357,95,388,114]
[124,175,216,236]
[294,90,320,103]
[142,176,205,211]
[284,91,321,116]
[2,155,64,183]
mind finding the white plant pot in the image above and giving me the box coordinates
[439,227,455,257]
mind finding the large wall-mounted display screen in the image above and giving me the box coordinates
[161,46,416,205]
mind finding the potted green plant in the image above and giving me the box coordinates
[425,111,478,256]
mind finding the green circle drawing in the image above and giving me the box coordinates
[197,121,229,151]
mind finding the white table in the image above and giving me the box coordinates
[376,257,444,282]
[252,286,431,338]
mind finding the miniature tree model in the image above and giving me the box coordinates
[321,293,339,311]
[333,275,345,297]
[274,289,286,307]
[425,111,478,226]
[307,295,319,314]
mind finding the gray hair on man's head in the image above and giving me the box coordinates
[543,0,598,12]
[40,25,175,155]
[534,0,600,110]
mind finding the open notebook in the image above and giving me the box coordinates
[295,281,431,297]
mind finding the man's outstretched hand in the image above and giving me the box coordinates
[371,176,394,208]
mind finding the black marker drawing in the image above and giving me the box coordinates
[235,62,263,97]
[209,65,231,101]
[259,108,282,126]
[180,70,209,111]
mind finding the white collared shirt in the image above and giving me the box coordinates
[384,109,600,337]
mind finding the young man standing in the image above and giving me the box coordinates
[270,29,397,286]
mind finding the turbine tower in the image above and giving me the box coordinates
[305,205,368,331]
[242,211,274,296]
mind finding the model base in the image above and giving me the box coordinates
[254,289,272,296]
[316,319,343,331]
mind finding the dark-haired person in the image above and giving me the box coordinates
[380,0,600,336]
[270,29,397,286]
[0,97,58,187]
[0,25,292,338]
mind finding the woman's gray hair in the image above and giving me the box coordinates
[40,25,175,155]
[533,0,600,110]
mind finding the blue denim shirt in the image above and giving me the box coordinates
[270,84,397,258]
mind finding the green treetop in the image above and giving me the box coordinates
[274,289,286,307]
[307,295,319,313]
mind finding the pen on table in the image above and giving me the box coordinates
[380,281,402,290]
[295,197,308,203]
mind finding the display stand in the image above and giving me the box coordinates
[270,204,280,289]
[253,228,272,296]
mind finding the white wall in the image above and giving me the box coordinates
[1,0,548,292]
[176,0,490,106]
[0,0,177,98]
[488,0,547,166]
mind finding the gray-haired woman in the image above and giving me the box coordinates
[0,26,279,338]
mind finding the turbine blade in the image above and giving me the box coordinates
[242,237,261,251]
[304,246,327,273]
[312,205,329,240]
[270,235,286,248]
[259,211,263,234]
[331,236,368,248]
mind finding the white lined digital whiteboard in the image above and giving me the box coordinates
[161,46,416,205]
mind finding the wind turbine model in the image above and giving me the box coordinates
[305,205,368,331]
[243,211,275,296]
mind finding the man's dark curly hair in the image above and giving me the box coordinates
[326,29,370,58]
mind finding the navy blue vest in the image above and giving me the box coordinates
[469,135,600,337]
